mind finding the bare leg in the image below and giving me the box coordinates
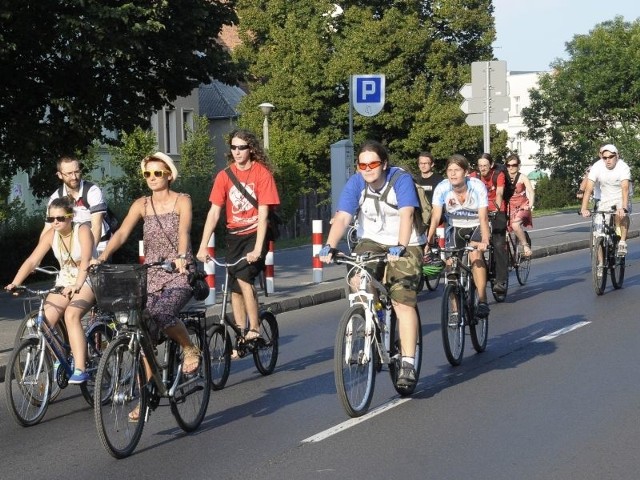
[393,301,418,358]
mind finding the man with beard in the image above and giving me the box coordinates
[42,155,110,255]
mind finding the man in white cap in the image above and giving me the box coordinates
[580,144,631,256]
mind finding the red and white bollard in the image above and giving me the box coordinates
[312,220,323,283]
[264,240,275,294]
[138,240,145,264]
[204,233,216,306]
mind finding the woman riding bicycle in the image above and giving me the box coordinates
[94,152,200,419]
[505,153,535,257]
[426,154,491,319]
[5,196,95,384]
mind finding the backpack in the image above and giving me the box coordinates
[361,168,431,236]
[492,164,520,204]
[58,181,119,241]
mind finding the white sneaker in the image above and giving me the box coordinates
[617,241,627,257]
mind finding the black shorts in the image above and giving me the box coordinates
[225,231,268,294]
[445,225,483,250]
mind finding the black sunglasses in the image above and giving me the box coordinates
[230,144,250,151]
[46,214,73,223]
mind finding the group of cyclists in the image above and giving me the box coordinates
[5,129,280,392]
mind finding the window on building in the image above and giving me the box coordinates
[514,96,521,114]
[182,110,194,142]
[165,109,177,153]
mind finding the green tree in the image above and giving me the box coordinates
[0,0,238,198]
[233,0,500,225]
[522,16,640,183]
[106,127,157,201]
[180,116,217,178]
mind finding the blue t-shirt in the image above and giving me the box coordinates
[337,167,424,246]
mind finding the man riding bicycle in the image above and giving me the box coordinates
[580,144,631,257]
[427,154,491,319]
[319,140,424,390]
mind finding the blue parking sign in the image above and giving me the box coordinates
[352,74,385,117]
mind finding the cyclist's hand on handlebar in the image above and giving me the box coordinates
[580,208,591,218]
[388,245,406,261]
[318,244,337,263]
[246,249,262,264]
[5,283,18,295]
[475,242,489,252]
[173,256,188,274]
[196,247,209,263]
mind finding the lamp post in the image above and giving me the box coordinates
[259,102,275,150]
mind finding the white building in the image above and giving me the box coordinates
[497,70,551,178]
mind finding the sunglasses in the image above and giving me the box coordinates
[506,163,519,167]
[358,160,383,170]
[46,214,73,223]
[230,144,250,151]
[602,154,616,160]
[143,170,171,178]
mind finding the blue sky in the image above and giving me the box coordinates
[493,0,639,71]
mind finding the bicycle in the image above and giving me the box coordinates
[206,256,279,391]
[346,218,360,251]
[331,250,423,417]
[422,231,445,292]
[589,208,625,295]
[440,244,488,366]
[89,261,211,459]
[4,266,114,426]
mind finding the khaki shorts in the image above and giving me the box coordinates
[353,238,422,307]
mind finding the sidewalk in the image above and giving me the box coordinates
[1,228,637,383]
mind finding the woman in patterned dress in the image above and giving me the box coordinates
[95,152,200,398]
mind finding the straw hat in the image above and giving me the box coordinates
[141,152,178,180]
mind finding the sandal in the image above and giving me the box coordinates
[244,329,261,342]
[231,349,240,360]
[182,345,201,374]
[521,244,532,257]
[128,403,141,423]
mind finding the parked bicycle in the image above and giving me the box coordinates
[206,256,279,391]
[331,250,423,417]
[4,266,114,426]
[89,261,211,459]
[440,244,488,366]
[589,207,625,295]
[486,222,532,302]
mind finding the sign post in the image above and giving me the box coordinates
[459,61,510,152]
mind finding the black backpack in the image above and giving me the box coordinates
[492,164,520,204]
[57,181,119,241]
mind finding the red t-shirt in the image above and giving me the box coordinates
[209,162,280,235]
[470,169,507,212]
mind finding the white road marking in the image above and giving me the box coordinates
[301,396,412,443]
[304,321,592,443]
[533,321,591,343]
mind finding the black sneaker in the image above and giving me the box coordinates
[475,302,490,319]
[396,361,417,388]
[492,282,507,294]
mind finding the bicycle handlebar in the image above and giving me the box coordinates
[332,251,388,265]
[206,256,248,268]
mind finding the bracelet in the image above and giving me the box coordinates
[578,190,584,194]
[177,254,187,259]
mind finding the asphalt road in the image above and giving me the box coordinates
[1,243,639,479]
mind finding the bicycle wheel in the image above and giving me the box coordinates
[5,337,52,427]
[441,284,464,366]
[14,311,65,402]
[334,304,376,417]
[389,307,423,396]
[207,324,231,390]
[253,311,279,375]
[516,231,532,285]
[610,241,625,289]
[469,279,488,353]
[94,335,147,459]
[81,322,114,406]
[591,236,607,295]
[171,321,211,432]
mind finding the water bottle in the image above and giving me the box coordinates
[374,301,385,325]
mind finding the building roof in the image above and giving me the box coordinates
[199,81,246,120]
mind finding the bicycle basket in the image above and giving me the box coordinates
[90,264,147,312]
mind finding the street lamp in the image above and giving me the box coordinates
[259,102,275,150]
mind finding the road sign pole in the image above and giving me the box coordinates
[484,61,490,152]
[348,74,354,146]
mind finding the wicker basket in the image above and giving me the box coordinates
[90,264,147,312]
